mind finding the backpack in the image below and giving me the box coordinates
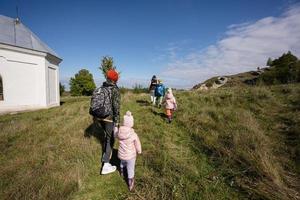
[89,86,112,118]
[155,84,164,97]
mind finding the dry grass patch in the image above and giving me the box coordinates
[176,84,300,199]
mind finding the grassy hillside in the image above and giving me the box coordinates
[193,52,300,90]
[177,84,300,199]
[0,84,299,199]
[192,70,263,90]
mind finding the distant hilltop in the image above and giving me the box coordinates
[192,67,267,90]
[192,51,300,90]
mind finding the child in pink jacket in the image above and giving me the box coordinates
[117,111,142,191]
[163,88,177,123]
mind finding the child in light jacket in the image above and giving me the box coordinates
[117,111,142,191]
[163,88,177,123]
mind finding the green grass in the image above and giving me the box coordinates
[176,84,300,199]
[0,84,299,199]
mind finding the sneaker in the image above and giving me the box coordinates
[128,178,135,191]
[101,163,117,175]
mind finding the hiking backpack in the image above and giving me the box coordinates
[89,86,112,118]
[155,84,164,97]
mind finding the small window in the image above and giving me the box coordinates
[0,76,3,100]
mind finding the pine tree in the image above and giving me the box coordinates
[99,56,116,79]
[266,57,273,66]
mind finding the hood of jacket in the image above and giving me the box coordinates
[118,126,134,140]
[166,92,174,99]
[103,80,117,87]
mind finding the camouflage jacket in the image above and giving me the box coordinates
[101,80,121,124]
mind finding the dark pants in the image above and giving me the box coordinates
[100,121,115,163]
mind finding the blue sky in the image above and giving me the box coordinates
[1,0,300,89]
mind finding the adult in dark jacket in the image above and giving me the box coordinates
[94,69,120,175]
[149,75,157,105]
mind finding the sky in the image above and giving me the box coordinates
[1,0,300,89]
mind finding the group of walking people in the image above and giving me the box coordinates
[89,70,177,192]
[149,75,177,123]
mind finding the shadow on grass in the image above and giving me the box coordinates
[60,101,65,105]
[151,109,166,120]
[84,119,105,144]
[84,119,121,172]
[136,99,150,107]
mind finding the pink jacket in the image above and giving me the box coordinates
[117,126,142,160]
[164,93,177,109]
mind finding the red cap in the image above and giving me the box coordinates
[106,69,119,82]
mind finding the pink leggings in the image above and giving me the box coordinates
[120,158,136,179]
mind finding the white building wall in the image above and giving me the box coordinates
[0,47,49,112]
[45,58,60,107]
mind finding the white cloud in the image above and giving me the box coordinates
[118,77,149,88]
[162,4,300,88]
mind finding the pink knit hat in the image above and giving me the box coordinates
[123,111,134,128]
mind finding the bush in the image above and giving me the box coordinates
[119,86,131,94]
[132,84,148,94]
[260,52,300,84]
[59,82,65,96]
[69,69,96,96]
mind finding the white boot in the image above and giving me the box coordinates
[101,163,117,175]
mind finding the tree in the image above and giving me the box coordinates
[266,57,273,66]
[271,51,298,67]
[99,56,116,79]
[59,82,65,96]
[69,69,96,96]
[260,51,300,84]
